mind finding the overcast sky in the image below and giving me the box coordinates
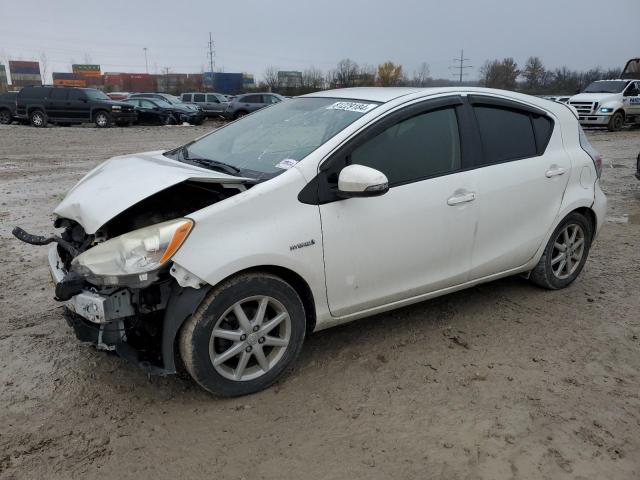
[1,0,638,82]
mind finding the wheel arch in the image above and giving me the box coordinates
[161,264,317,374]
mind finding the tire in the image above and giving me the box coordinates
[607,111,624,132]
[29,109,47,128]
[179,272,307,397]
[94,111,112,128]
[0,108,11,125]
[234,110,248,120]
[530,212,592,290]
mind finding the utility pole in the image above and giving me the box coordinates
[143,47,148,73]
[449,49,472,84]
[207,32,216,91]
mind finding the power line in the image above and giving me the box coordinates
[449,49,472,84]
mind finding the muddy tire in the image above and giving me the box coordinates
[530,212,592,290]
[94,110,112,128]
[179,272,306,397]
[607,111,624,132]
[30,109,47,128]
[0,108,11,124]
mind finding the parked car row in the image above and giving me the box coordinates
[0,86,287,127]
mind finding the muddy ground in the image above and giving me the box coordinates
[0,122,639,480]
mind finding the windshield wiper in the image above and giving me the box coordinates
[181,146,241,175]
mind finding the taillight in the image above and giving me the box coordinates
[578,127,603,178]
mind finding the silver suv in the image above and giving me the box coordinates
[223,93,285,120]
[181,92,228,117]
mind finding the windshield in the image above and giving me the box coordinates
[163,94,182,104]
[583,80,628,93]
[84,89,110,100]
[154,99,173,108]
[169,97,379,179]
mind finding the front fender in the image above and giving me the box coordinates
[161,283,212,374]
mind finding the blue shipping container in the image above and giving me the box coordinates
[204,72,244,94]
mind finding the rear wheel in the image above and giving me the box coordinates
[0,108,11,124]
[530,212,592,289]
[607,111,624,132]
[234,110,248,120]
[29,110,47,128]
[94,111,112,128]
[179,273,306,397]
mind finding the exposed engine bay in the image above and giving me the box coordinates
[13,178,246,373]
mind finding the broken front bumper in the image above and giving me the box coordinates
[49,247,134,324]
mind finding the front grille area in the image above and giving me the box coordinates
[569,101,599,115]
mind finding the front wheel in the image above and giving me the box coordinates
[607,111,624,132]
[530,212,592,290]
[94,111,112,128]
[179,273,307,397]
[0,108,11,124]
[30,110,47,128]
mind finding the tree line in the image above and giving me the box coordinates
[480,56,623,95]
[256,56,624,96]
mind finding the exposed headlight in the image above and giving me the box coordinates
[72,219,193,280]
[599,107,613,113]
[111,105,122,111]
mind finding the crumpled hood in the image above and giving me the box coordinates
[569,92,619,103]
[54,150,249,234]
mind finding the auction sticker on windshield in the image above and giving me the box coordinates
[326,101,377,113]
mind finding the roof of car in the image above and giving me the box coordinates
[304,87,423,102]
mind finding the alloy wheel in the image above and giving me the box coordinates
[209,296,291,381]
[32,113,43,126]
[551,223,585,279]
[0,110,9,124]
[96,113,107,127]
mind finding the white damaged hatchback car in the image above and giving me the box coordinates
[14,87,606,396]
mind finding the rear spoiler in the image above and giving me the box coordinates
[621,58,640,79]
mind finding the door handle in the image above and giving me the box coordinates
[447,191,476,206]
[545,166,566,178]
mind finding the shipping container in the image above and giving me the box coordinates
[9,60,41,76]
[204,72,244,94]
[72,64,101,77]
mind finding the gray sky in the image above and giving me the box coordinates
[1,0,638,82]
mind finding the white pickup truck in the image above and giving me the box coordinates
[568,79,640,131]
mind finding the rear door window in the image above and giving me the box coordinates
[473,106,537,164]
[49,89,68,100]
[181,94,191,101]
[193,93,206,102]
[68,89,85,101]
[242,95,261,104]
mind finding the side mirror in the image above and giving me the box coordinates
[337,164,389,198]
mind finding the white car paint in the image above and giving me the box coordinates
[55,150,249,234]
[54,86,606,333]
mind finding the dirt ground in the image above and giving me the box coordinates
[0,121,639,480]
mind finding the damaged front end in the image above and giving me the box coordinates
[14,151,250,374]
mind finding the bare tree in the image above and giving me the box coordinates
[377,61,404,87]
[358,64,376,87]
[330,59,359,88]
[263,65,280,91]
[480,58,519,90]
[522,56,546,92]
[301,67,325,91]
[411,62,431,87]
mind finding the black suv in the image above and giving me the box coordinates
[0,91,18,125]
[16,86,137,128]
